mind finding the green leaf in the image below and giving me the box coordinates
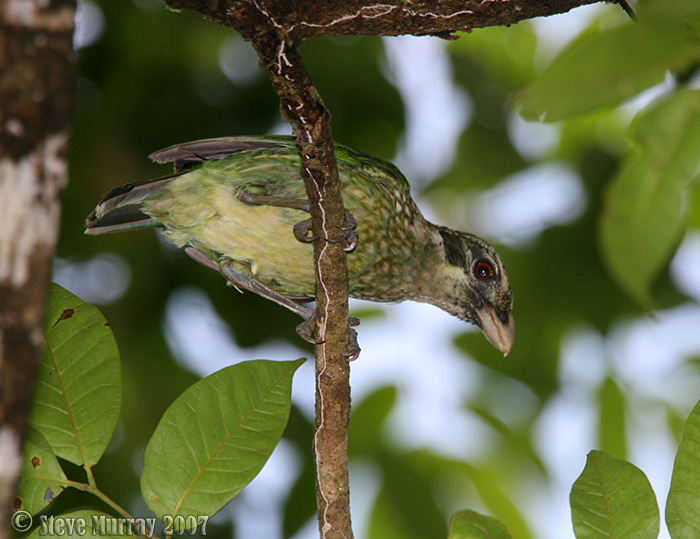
[570,450,659,539]
[141,358,304,531]
[448,509,512,539]
[666,398,700,537]
[349,385,397,456]
[518,21,700,121]
[597,377,626,460]
[14,428,68,515]
[599,155,684,306]
[599,90,700,305]
[369,480,445,539]
[637,0,700,25]
[468,405,547,475]
[29,283,121,468]
[448,24,538,88]
[630,90,700,168]
[690,184,700,230]
[28,510,134,539]
[459,461,533,539]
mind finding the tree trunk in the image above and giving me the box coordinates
[0,1,76,536]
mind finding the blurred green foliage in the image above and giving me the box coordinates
[55,0,700,537]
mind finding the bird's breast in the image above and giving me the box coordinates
[144,160,430,302]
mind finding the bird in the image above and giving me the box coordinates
[85,136,514,357]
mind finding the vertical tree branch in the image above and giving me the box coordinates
[0,1,75,537]
[240,28,354,539]
[168,1,360,533]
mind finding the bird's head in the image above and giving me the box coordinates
[436,228,514,356]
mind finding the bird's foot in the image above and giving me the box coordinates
[293,210,357,252]
[295,314,323,345]
[236,189,357,251]
[296,313,362,361]
[343,326,361,361]
[293,218,318,244]
[237,189,310,212]
[327,210,358,253]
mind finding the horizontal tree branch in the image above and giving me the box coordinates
[167,0,607,41]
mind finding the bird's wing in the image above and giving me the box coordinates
[149,136,297,172]
[151,137,413,197]
[335,144,412,196]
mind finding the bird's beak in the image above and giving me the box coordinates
[477,306,514,357]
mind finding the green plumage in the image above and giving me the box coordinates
[86,136,515,355]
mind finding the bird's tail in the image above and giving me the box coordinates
[85,174,178,235]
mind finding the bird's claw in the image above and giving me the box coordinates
[296,315,324,344]
[293,218,319,244]
[332,230,359,253]
[342,327,361,361]
[296,313,362,360]
[327,210,358,252]
[293,211,357,252]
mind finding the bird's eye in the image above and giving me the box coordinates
[474,261,494,280]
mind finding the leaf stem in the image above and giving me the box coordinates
[67,480,156,539]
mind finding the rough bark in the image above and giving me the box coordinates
[0,1,75,537]
[166,0,606,40]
